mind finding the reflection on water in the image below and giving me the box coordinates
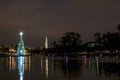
[40,56,43,75]
[17,57,24,80]
[99,61,120,76]
[64,54,68,74]
[24,57,31,73]
[95,56,99,75]
[0,55,120,80]
[45,57,48,78]
[9,57,16,71]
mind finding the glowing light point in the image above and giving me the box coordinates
[20,32,23,36]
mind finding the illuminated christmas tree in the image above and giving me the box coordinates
[17,32,26,55]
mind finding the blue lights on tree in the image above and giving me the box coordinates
[17,32,26,56]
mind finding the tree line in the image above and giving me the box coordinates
[46,24,120,54]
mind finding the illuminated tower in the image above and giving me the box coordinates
[45,36,48,49]
[17,32,26,55]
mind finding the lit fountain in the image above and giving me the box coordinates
[17,32,26,56]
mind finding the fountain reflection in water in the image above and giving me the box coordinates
[17,57,24,80]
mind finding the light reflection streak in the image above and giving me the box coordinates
[88,60,91,68]
[45,57,48,78]
[40,56,43,75]
[64,54,68,74]
[95,56,99,75]
[9,57,16,71]
[83,56,87,65]
[51,56,54,74]
[17,57,24,80]
[28,57,31,73]
[24,57,31,73]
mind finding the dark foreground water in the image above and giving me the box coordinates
[0,55,120,80]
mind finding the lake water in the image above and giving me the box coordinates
[0,55,120,80]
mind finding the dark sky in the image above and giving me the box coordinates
[0,0,120,47]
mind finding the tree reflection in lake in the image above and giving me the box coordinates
[91,56,120,77]
[99,62,120,76]
[62,54,83,79]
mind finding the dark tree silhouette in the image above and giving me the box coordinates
[94,33,102,43]
[50,32,82,53]
[117,24,120,33]
[59,32,82,47]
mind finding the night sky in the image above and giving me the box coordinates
[0,0,120,47]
